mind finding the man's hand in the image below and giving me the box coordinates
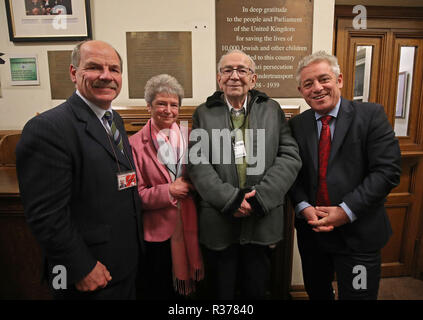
[169,177,193,200]
[234,190,256,218]
[307,206,350,231]
[75,261,112,292]
[301,206,334,232]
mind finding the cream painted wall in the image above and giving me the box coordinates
[336,0,423,6]
[0,0,333,130]
[0,0,336,287]
[0,0,216,129]
[290,0,335,287]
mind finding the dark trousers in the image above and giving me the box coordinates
[139,240,184,300]
[200,243,271,300]
[296,220,381,300]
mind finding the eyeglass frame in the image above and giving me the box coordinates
[219,66,255,78]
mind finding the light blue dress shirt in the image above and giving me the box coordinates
[295,99,357,223]
[76,90,113,135]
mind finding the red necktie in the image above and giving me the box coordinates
[316,115,332,206]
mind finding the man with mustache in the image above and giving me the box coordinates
[16,40,144,299]
[289,51,401,299]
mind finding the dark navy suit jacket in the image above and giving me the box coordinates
[289,98,401,252]
[16,92,144,287]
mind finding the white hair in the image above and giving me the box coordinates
[217,49,256,73]
[144,74,184,105]
[296,51,341,85]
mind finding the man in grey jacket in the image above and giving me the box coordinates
[188,50,301,299]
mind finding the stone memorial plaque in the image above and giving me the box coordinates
[48,50,74,99]
[126,32,193,99]
[216,0,313,97]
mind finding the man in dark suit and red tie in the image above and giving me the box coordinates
[289,51,401,300]
[16,40,143,299]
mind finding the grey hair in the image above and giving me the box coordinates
[71,40,123,72]
[296,51,341,85]
[217,49,256,73]
[144,74,184,106]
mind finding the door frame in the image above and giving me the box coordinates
[334,5,423,279]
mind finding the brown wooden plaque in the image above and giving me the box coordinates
[47,50,74,99]
[216,0,313,98]
[126,32,193,99]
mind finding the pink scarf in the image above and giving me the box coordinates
[151,120,204,295]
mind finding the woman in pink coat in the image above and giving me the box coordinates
[129,74,203,299]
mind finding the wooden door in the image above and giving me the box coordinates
[335,6,423,278]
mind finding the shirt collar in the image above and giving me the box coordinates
[225,95,248,114]
[76,90,113,121]
[314,98,341,121]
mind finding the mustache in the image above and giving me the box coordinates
[92,80,117,89]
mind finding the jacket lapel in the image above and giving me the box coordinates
[69,93,132,170]
[304,110,319,173]
[329,98,354,166]
[141,120,172,183]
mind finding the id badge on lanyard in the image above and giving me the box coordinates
[234,140,247,159]
[117,170,137,191]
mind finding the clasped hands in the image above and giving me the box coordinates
[169,177,194,200]
[301,205,350,232]
[233,190,256,218]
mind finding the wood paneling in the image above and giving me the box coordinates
[335,6,423,279]
[0,130,21,140]
[0,213,51,299]
[0,165,51,299]
[0,134,21,166]
[116,105,299,136]
[115,106,197,136]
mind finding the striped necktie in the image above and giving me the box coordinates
[103,111,124,153]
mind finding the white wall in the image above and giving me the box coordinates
[290,0,335,287]
[336,0,423,6]
[0,0,333,130]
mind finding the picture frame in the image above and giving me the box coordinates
[395,71,408,119]
[5,0,92,42]
[9,54,40,85]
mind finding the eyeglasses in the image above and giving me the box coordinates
[219,67,254,78]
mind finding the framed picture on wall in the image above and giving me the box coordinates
[9,54,40,85]
[395,71,408,119]
[4,0,92,42]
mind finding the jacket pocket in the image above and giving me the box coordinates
[82,225,111,246]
